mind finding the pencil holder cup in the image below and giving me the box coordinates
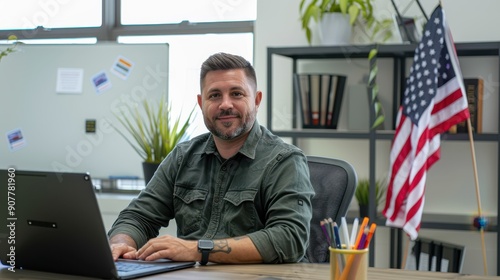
[329,246,368,280]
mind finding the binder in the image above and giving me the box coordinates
[294,73,346,129]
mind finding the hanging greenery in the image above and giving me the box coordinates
[0,35,21,62]
[368,48,385,129]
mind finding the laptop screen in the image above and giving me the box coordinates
[0,169,194,279]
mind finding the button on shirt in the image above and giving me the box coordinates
[108,122,315,263]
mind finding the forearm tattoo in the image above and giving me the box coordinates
[213,239,232,254]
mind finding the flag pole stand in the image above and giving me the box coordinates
[400,236,411,269]
[466,118,488,275]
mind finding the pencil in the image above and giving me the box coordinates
[353,217,369,249]
[320,220,331,246]
[364,223,377,249]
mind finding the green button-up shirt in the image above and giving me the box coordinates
[108,122,315,263]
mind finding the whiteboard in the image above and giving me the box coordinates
[0,43,169,178]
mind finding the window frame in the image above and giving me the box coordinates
[0,0,254,41]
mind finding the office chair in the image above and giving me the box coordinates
[305,156,358,263]
[404,237,465,273]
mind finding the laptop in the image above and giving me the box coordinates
[0,169,195,279]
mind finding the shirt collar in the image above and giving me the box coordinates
[203,120,262,160]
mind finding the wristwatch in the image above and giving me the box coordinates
[198,239,214,265]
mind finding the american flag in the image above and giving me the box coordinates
[382,6,470,240]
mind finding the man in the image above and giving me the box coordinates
[108,52,314,264]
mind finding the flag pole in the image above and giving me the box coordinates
[466,118,488,275]
[443,0,487,273]
[400,235,411,269]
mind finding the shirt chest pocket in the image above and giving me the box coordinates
[174,186,208,236]
[223,189,262,235]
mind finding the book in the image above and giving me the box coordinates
[294,74,346,129]
[447,78,483,134]
[457,78,484,133]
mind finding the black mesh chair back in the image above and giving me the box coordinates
[305,156,357,263]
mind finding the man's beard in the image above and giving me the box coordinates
[207,109,255,140]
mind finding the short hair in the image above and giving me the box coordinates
[200,52,257,90]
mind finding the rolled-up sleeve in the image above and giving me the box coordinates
[247,151,314,263]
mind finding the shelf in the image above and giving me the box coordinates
[346,211,498,232]
[268,42,500,60]
[267,42,500,274]
[274,129,499,142]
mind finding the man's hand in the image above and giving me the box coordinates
[109,233,138,261]
[136,235,199,262]
[110,243,138,261]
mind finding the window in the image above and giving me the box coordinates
[120,0,256,24]
[0,0,102,30]
[0,1,256,191]
[118,33,254,137]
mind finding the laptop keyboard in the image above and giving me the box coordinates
[115,261,156,272]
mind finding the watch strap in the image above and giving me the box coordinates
[200,249,210,265]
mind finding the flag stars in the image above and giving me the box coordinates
[385,7,469,240]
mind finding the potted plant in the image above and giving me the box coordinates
[299,0,394,45]
[299,0,373,45]
[355,178,386,218]
[112,95,195,184]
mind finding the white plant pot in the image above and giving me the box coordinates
[319,12,352,45]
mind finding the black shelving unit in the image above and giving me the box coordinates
[266,42,500,275]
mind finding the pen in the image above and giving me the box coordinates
[333,222,342,249]
[340,217,350,250]
[349,218,358,249]
[327,218,335,246]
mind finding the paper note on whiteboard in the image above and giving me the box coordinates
[111,55,134,80]
[56,68,84,94]
[6,128,26,151]
[91,70,112,94]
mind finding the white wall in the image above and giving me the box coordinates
[255,0,500,275]
[98,0,499,275]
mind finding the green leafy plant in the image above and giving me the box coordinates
[0,35,21,62]
[299,0,387,45]
[368,48,385,129]
[112,95,195,164]
[355,178,386,207]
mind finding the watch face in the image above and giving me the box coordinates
[199,240,213,250]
